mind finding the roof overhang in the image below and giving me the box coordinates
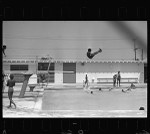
[3,59,146,64]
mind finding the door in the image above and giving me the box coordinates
[63,63,76,83]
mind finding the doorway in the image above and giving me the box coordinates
[63,63,76,83]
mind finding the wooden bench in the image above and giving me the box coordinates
[97,73,140,83]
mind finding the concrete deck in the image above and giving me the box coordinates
[2,83,147,117]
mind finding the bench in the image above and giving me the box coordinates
[97,73,140,83]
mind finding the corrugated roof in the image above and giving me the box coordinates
[3,59,146,63]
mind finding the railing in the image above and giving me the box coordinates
[96,73,140,83]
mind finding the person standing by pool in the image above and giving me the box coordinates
[84,74,89,88]
[6,74,16,108]
[84,74,93,94]
[117,71,121,87]
[113,73,117,87]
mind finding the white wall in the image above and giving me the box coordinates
[3,62,144,83]
[55,63,63,83]
[76,62,144,83]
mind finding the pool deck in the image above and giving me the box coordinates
[2,83,147,117]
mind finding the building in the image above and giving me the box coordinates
[2,21,147,83]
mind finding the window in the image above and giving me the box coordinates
[38,63,54,71]
[10,65,28,71]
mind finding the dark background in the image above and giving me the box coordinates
[1,0,150,133]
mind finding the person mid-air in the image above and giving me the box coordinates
[87,48,102,59]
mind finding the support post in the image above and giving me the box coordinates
[19,73,33,98]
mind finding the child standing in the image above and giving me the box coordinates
[113,74,117,87]
[6,74,16,108]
